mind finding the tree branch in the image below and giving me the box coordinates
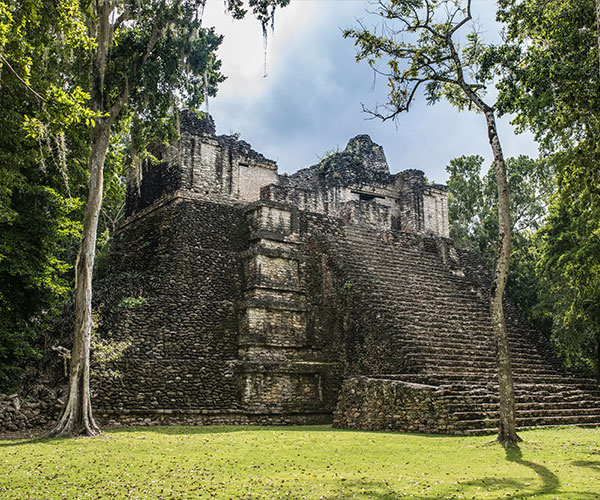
[0,53,46,101]
[109,77,129,119]
[448,0,472,36]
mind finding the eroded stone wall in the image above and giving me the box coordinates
[0,394,62,433]
[93,196,248,422]
[126,113,278,217]
[94,195,345,426]
[238,201,343,419]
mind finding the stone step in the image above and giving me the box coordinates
[373,374,600,392]
[401,345,548,365]
[418,371,573,384]
[443,401,600,417]
[416,364,559,378]
[437,386,600,403]
[406,352,554,368]
[450,406,600,421]
[333,228,600,433]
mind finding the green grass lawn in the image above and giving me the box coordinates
[1,426,599,499]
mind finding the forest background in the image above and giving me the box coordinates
[0,0,598,400]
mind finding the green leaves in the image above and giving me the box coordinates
[343,0,498,121]
[497,0,599,150]
[1,0,294,395]
[446,155,554,333]
[496,0,600,377]
[539,184,600,375]
[0,0,95,392]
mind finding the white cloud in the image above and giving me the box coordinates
[201,0,539,184]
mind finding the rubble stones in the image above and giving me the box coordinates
[0,395,61,433]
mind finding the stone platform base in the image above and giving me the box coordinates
[333,376,455,434]
[96,409,333,428]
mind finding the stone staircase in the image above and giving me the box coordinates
[331,224,600,434]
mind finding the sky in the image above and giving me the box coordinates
[202,0,539,184]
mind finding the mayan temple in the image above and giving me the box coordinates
[93,112,600,434]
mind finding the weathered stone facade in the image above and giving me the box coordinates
[93,112,600,434]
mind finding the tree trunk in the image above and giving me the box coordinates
[49,119,111,437]
[596,0,600,73]
[484,107,521,445]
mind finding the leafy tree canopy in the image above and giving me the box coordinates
[0,0,95,391]
[446,154,554,334]
[493,0,600,379]
[0,0,290,396]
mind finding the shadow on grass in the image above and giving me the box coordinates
[572,460,600,471]
[0,432,112,447]
[301,477,474,500]
[0,437,49,448]
[403,443,566,500]
[0,424,483,449]
[505,443,560,494]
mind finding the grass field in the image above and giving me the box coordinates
[1,425,599,499]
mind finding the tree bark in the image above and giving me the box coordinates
[48,0,121,438]
[450,36,520,443]
[596,0,600,74]
[49,119,111,437]
[484,107,521,445]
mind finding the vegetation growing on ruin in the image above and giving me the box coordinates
[1,426,599,499]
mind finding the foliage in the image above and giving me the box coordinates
[446,155,554,334]
[117,296,147,308]
[344,0,497,119]
[446,155,489,257]
[1,426,600,498]
[89,309,131,380]
[446,154,553,261]
[495,0,600,377]
[0,0,94,392]
[1,0,293,401]
[496,0,599,155]
[539,191,600,376]
[316,146,341,162]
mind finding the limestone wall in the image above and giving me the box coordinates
[238,201,343,418]
[126,115,450,238]
[126,114,278,217]
[423,187,449,238]
[0,394,61,433]
[261,184,394,229]
[93,195,344,426]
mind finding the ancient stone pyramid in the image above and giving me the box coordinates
[94,113,600,433]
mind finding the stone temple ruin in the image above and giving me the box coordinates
[95,112,600,434]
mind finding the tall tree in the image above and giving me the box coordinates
[49,0,292,437]
[48,0,226,437]
[345,0,520,444]
[446,155,554,334]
